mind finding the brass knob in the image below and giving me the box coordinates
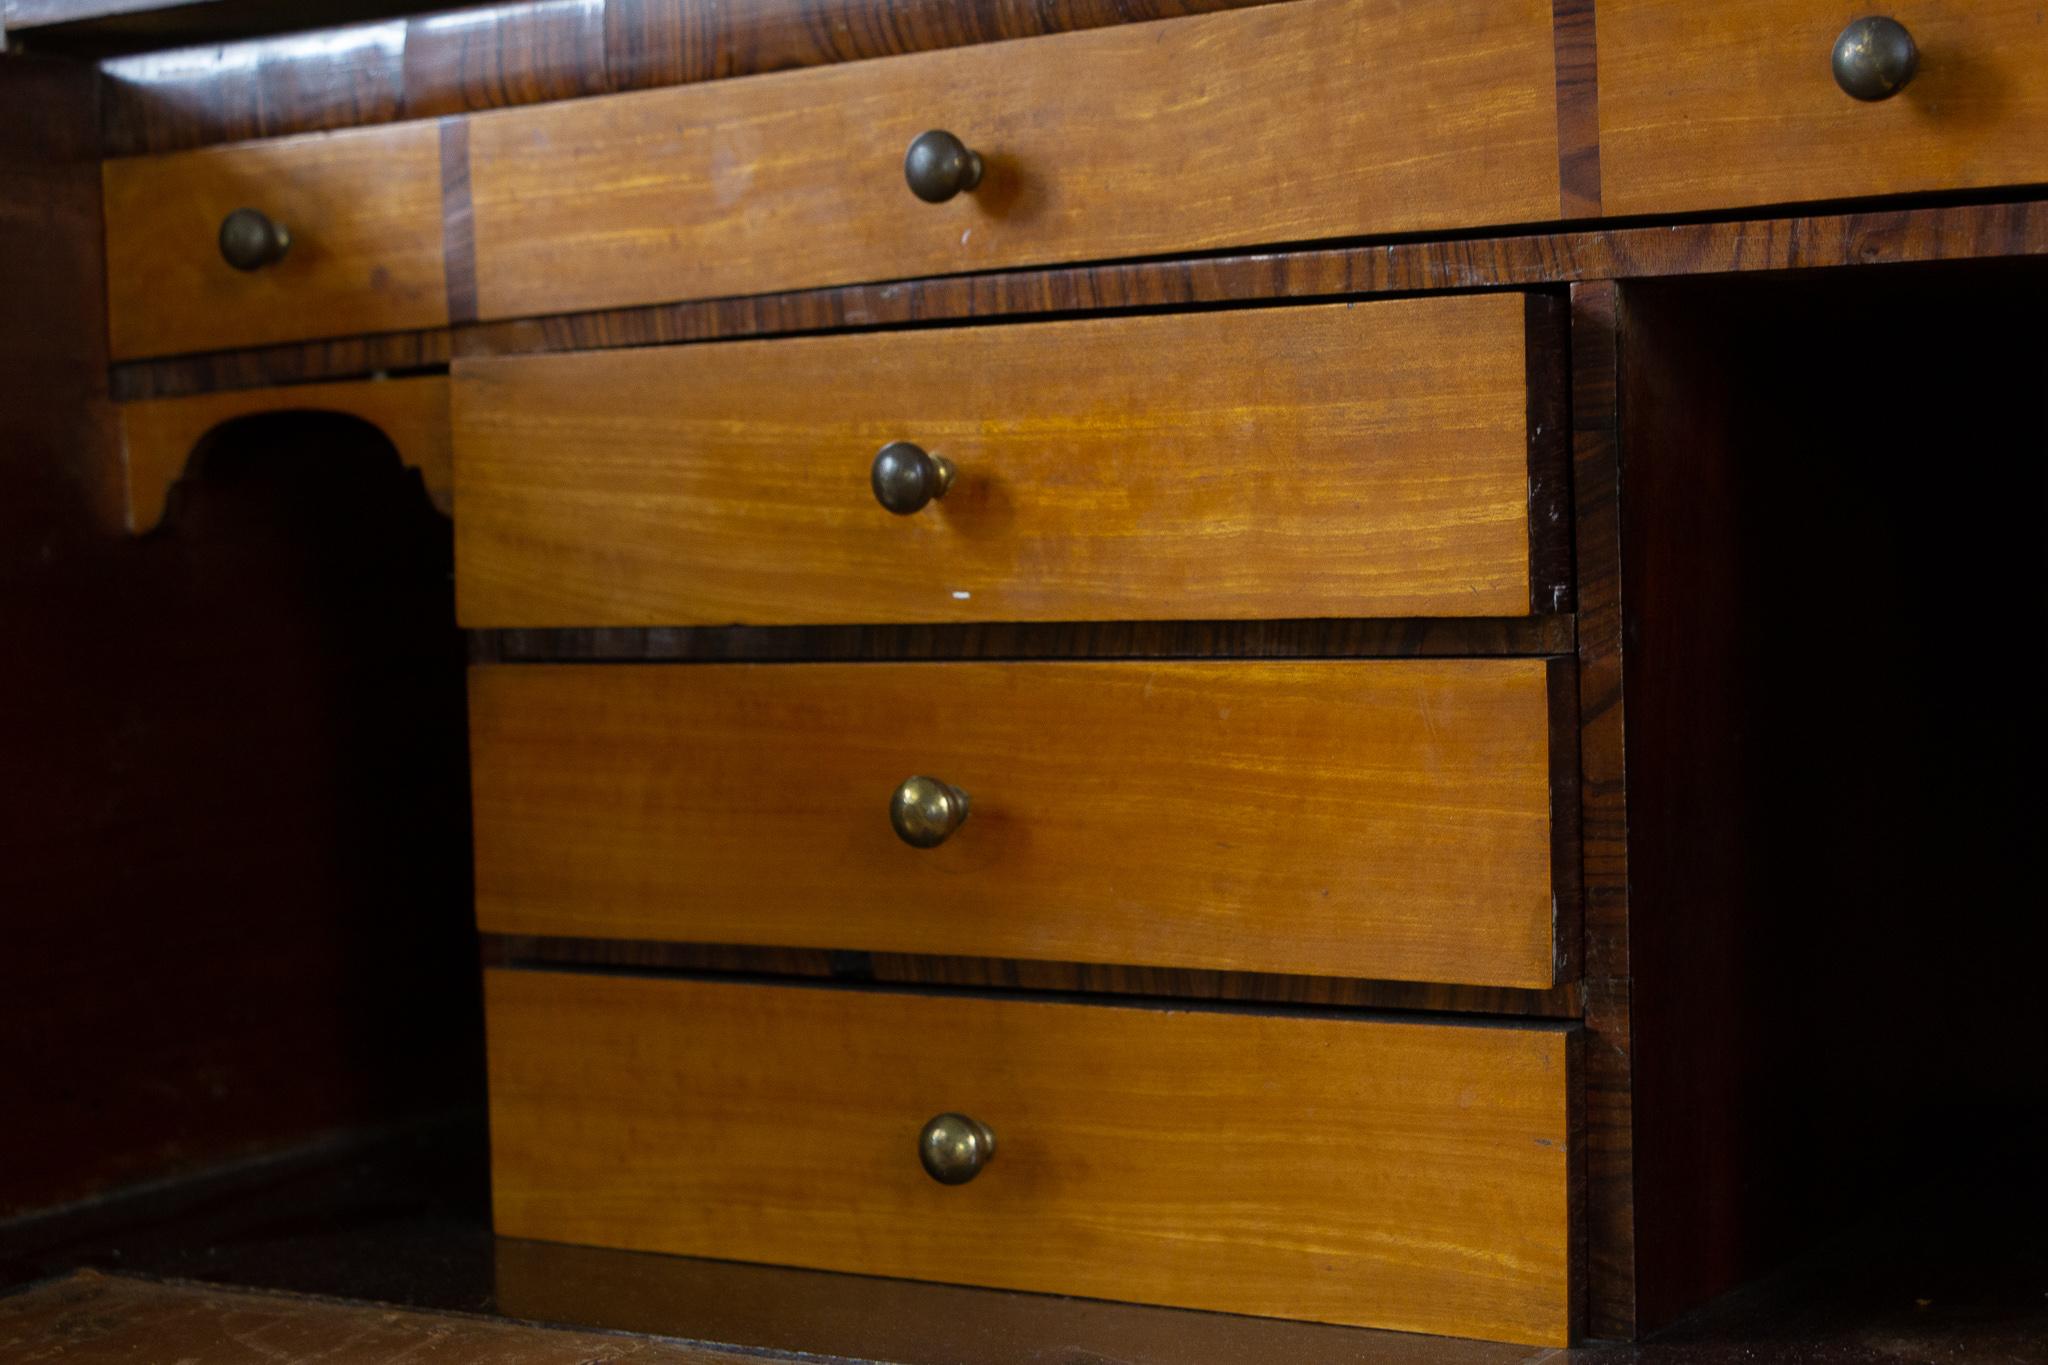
[871,441,955,515]
[1832,16,1919,101]
[919,1112,996,1185]
[890,776,969,848]
[218,207,291,271]
[904,130,983,203]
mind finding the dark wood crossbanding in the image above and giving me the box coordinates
[109,199,2048,401]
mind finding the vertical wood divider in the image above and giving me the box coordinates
[440,117,480,326]
[1552,0,1603,218]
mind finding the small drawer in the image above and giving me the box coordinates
[454,295,1564,627]
[463,0,1562,320]
[469,659,1571,989]
[485,970,1577,1344]
[1600,0,2048,216]
[102,123,449,360]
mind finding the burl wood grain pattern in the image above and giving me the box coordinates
[122,376,452,531]
[470,660,1561,988]
[465,0,1561,319]
[453,298,1539,628]
[102,121,448,359]
[1599,0,2048,216]
[486,971,1577,1345]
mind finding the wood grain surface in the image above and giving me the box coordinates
[109,198,2048,402]
[95,0,1285,157]
[469,659,1562,988]
[465,0,1561,319]
[454,297,1541,627]
[0,1270,762,1363]
[1600,0,2048,216]
[122,375,451,530]
[102,120,448,359]
[1567,279,1634,1339]
[486,970,1577,1344]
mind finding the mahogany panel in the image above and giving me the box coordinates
[453,297,1542,627]
[486,970,1578,1344]
[121,375,452,530]
[1600,0,2048,216]
[99,19,410,156]
[402,0,610,119]
[469,660,1564,989]
[1567,278,1634,1340]
[465,0,1562,319]
[102,120,448,359]
[598,0,1281,95]
[95,0,1283,157]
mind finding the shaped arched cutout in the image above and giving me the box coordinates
[122,376,451,533]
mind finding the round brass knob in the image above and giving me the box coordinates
[1832,16,1919,101]
[218,207,292,271]
[919,1112,996,1185]
[904,130,983,203]
[890,776,969,848]
[871,441,956,515]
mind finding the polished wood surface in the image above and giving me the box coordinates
[470,660,1561,988]
[465,0,1560,319]
[486,970,1576,1344]
[110,198,2048,402]
[102,121,448,359]
[1600,0,2048,216]
[96,0,1283,157]
[454,298,1541,627]
[122,375,451,530]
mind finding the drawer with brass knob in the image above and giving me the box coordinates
[484,969,1577,1344]
[461,0,1563,320]
[468,657,1573,989]
[453,293,1567,627]
[101,122,450,359]
[1600,0,2048,216]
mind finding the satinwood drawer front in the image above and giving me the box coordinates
[453,296,1560,628]
[485,970,1576,1344]
[463,0,1562,320]
[469,659,1569,988]
[1600,1,2048,217]
[101,123,449,360]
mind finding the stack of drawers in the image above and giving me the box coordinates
[96,0,1639,1346]
[90,0,2048,1347]
[405,8,1589,1342]
[457,303,1579,1343]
